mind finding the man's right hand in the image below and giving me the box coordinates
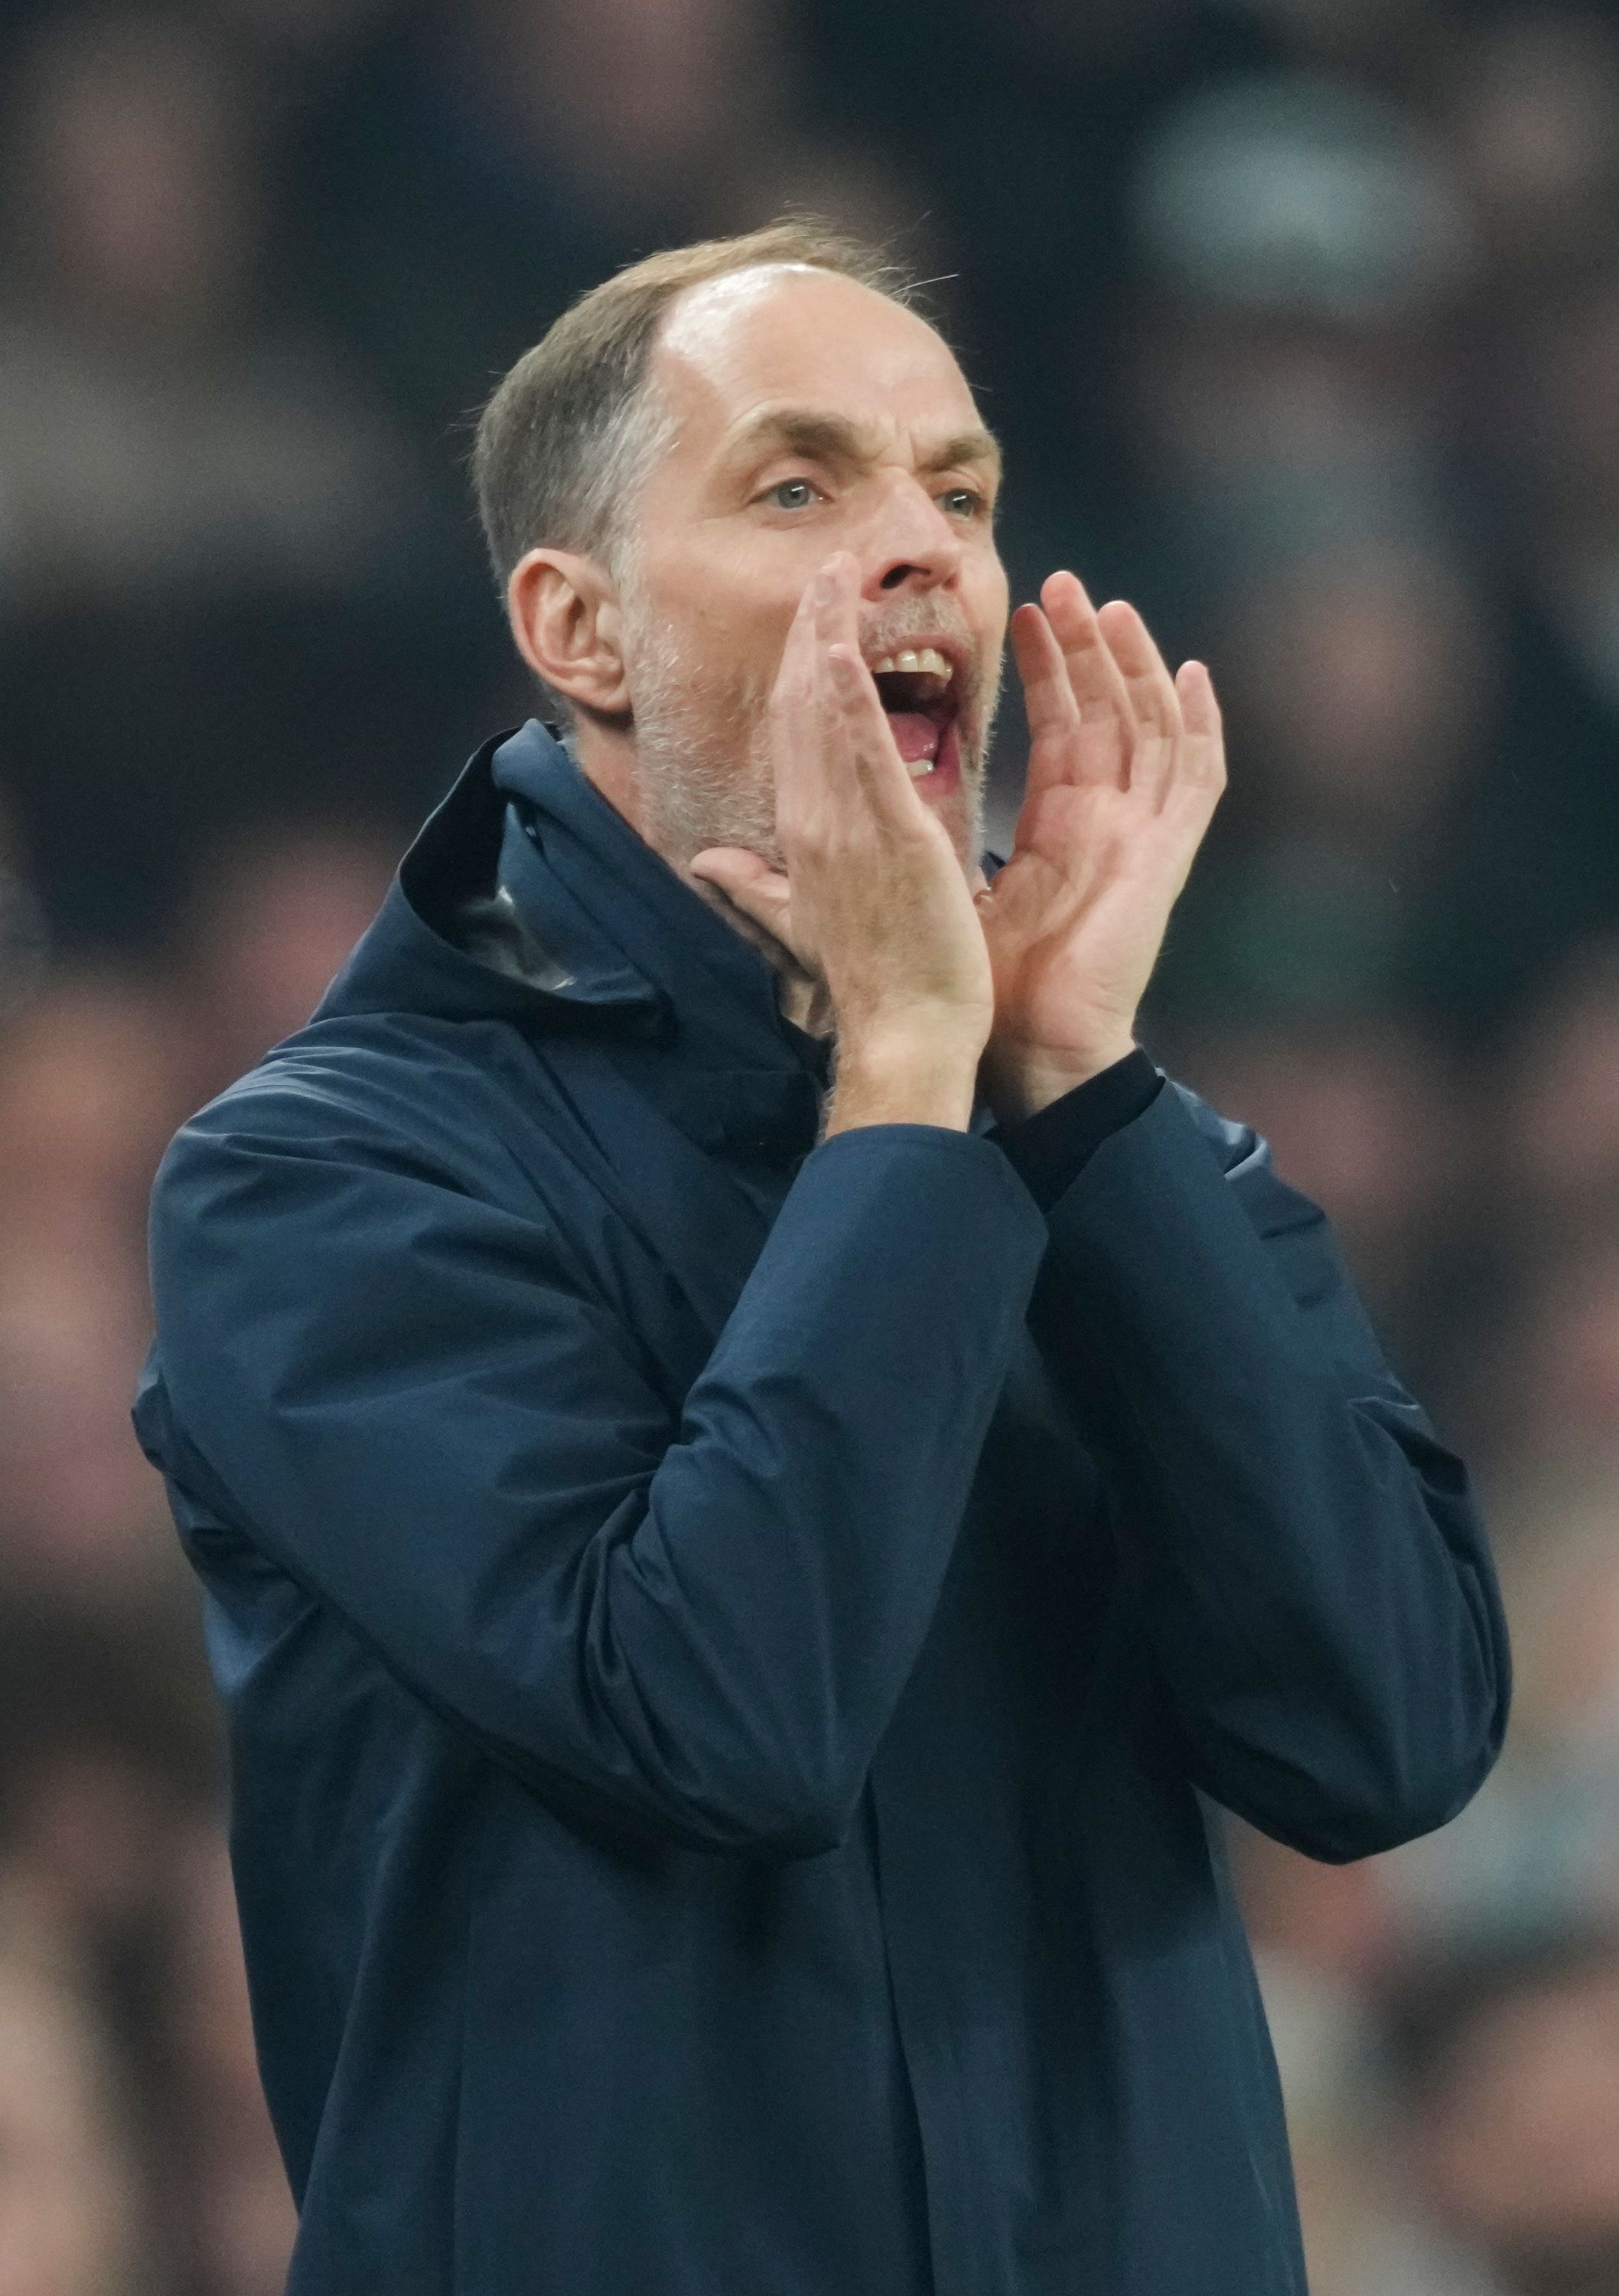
[690,554,993,1135]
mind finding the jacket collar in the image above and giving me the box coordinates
[493,720,816,1078]
[311,728,650,1031]
[313,723,815,1088]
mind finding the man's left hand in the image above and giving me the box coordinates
[975,572,1226,1124]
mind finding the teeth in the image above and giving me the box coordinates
[870,647,953,681]
[905,758,933,778]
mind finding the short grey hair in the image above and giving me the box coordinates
[471,219,914,588]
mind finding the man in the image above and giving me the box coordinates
[136,223,1509,2295]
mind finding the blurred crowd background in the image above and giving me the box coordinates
[1,0,1617,2290]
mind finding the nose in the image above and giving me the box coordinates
[858,473,966,599]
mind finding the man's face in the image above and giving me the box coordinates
[617,265,1010,870]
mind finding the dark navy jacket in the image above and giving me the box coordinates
[135,721,1509,2296]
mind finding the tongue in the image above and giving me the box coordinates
[888,709,942,766]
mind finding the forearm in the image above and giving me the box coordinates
[624,1125,1046,1845]
[150,1106,1050,1860]
[1028,1085,1508,1859]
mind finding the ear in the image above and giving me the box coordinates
[507,548,628,715]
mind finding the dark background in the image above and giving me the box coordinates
[2,4,1618,2290]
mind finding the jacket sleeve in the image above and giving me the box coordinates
[143,1088,1048,1858]
[1021,1078,1510,1864]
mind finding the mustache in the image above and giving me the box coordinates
[853,607,995,722]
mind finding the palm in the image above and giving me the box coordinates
[975,575,1225,1112]
[983,785,1154,1045]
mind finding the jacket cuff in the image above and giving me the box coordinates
[990,1049,1163,1212]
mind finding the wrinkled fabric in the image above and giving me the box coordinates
[136,721,1510,2296]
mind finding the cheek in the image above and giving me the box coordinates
[643,530,808,666]
[970,554,1011,655]
[643,551,802,710]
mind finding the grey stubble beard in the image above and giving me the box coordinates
[617,572,1003,876]
[621,595,783,872]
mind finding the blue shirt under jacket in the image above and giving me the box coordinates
[135,721,1509,2296]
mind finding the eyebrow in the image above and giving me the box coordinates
[722,406,1002,484]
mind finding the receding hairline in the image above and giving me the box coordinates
[471,222,942,591]
[656,256,917,351]
[643,265,996,497]
[651,257,963,401]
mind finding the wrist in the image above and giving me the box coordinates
[980,1035,1138,1124]
[825,1022,983,1137]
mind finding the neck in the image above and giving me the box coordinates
[568,717,645,837]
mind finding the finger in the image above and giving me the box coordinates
[769,572,823,735]
[770,561,838,839]
[772,565,826,712]
[1097,600,1186,807]
[688,846,788,899]
[806,554,874,808]
[1174,657,1222,749]
[1042,572,1138,735]
[1095,600,1181,741]
[1010,603,1080,744]
[817,556,924,828]
[1010,599,1124,801]
[1172,659,1227,803]
[826,641,930,831]
[688,847,803,958]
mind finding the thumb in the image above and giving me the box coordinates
[688,846,796,942]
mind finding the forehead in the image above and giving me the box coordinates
[649,265,983,459]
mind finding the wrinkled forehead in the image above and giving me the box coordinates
[647,264,985,468]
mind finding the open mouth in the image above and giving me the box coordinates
[870,647,963,784]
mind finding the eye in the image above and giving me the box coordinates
[764,478,823,511]
[940,485,987,519]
